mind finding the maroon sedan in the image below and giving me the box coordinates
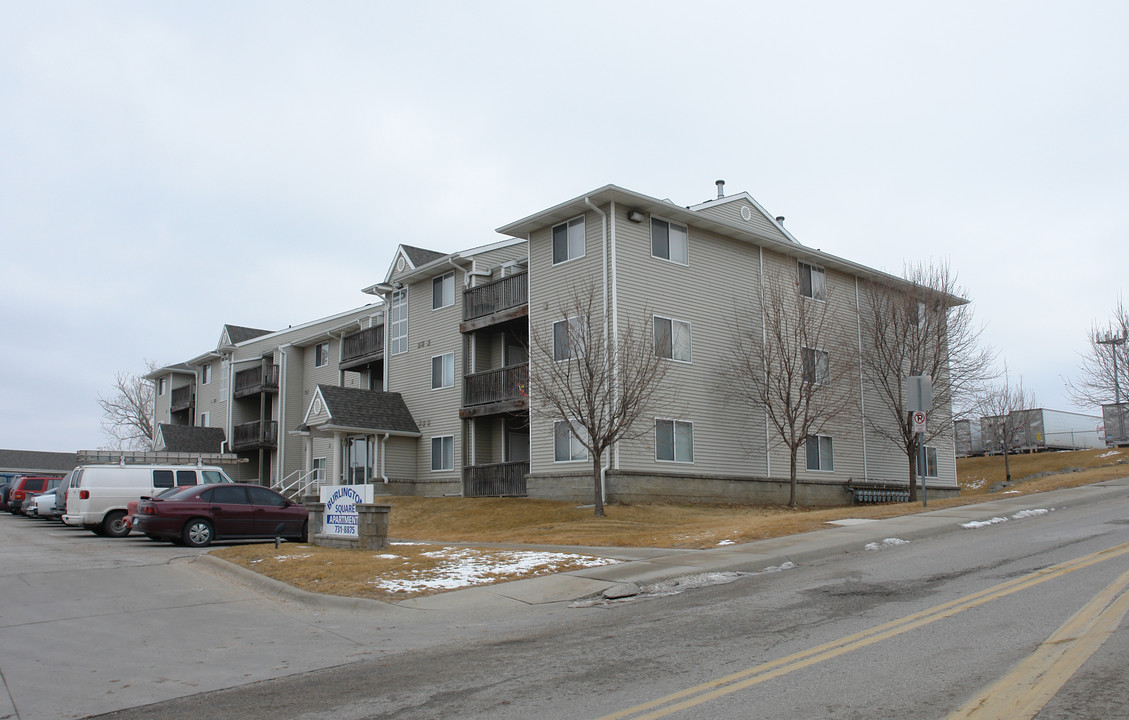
[132,484,308,547]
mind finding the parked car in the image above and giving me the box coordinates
[54,470,76,518]
[0,481,12,511]
[8,476,60,515]
[124,486,186,532]
[64,464,235,538]
[132,484,308,547]
[32,489,60,519]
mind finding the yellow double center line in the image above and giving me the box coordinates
[600,541,1129,720]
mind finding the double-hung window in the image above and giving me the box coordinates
[917,445,938,478]
[312,457,326,484]
[314,341,330,368]
[651,217,689,265]
[654,316,692,362]
[433,272,455,309]
[552,216,585,265]
[553,316,587,361]
[806,435,834,471]
[157,377,167,396]
[799,261,826,301]
[656,419,694,463]
[200,363,212,385]
[553,421,588,462]
[432,352,454,389]
[802,347,829,385]
[431,436,454,471]
[389,288,408,355]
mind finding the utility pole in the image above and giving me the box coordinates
[1097,330,1126,443]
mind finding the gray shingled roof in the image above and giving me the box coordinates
[155,425,227,453]
[312,385,420,435]
[0,449,78,474]
[225,325,273,344]
[400,245,447,268]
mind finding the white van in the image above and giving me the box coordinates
[63,464,235,537]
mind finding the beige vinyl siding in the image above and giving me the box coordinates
[384,436,418,481]
[194,359,226,429]
[611,203,768,478]
[386,267,463,488]
[465,243,529,285]
[472,417,503,465]
[281,346,308,483]
[690,197,792,244]
[527,208,608,474]
[153,374,172,426]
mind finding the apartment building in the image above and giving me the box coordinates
[149,306,387,486]
[150,182,960,506]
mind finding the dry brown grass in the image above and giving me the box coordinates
[212,447,1129,600]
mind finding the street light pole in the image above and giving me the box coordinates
[1097,331,1126,443]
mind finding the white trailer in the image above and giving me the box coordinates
[982,409,1103,452]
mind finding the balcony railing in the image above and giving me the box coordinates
[463,272,528,322]
[463,461,528,497]
[170,385,195,412]
[341,325,385,367]
[232,420,278,450]
[463,363,529,408]
[233,365,279,397]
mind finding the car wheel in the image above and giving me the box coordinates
[102,510,130,538]
[182,519,213,548]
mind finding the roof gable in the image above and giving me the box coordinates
[385,244,448,284]
[220,324,273,347]
[302,385,420,436]
[153,425,227,453]
[687,192,799,245]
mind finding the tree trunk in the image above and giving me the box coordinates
[1003,448,1012,482]
[592,452,605,517]
[788,450,798,508]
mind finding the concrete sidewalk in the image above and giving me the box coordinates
[196,478,1129,613]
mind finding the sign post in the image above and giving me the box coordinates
[907,376,933,507]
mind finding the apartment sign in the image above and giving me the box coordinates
[320,484,374,536]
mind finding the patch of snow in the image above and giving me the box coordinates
[864,538,910,551]
[273,554,312,562]
[373,554,400,560]
[1003,490,1020,494]
[1011,509,1049,520]
[1099,450,1121,458]
[370,549,618,594]
[961,517,1008,529]
[759,561,796,573]
[827,518,878,526]
[716,539,736,546]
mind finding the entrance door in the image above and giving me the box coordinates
[346,436,373,484]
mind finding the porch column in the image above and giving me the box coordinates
[304,434,313,477]
[333,431,344,484]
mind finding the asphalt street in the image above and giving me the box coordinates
[3,478,1129,720]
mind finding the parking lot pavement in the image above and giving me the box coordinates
[0,517,432,720]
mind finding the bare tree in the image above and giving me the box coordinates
[528,282,670,517]
[860,261,996,502]
[727,263,857,507]
[1065,299,1129,409]
[978,365,1038,484]
[97,361,157,450]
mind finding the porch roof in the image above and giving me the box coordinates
[298,385,420,437]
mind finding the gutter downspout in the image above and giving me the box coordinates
[585,197,610,507]
[609,201,619,470]
[856,277,868,480]
[760,246,770,477]
[381,433,389,484]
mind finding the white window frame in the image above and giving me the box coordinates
[553,421,588,463]
[220,358,229,393]
[806,434,834,472]
[312,457,326,484]
[431,435,454,471]
[431,352,455,390]
[553,316,587,361]
[551,216,585,265]
[917,444,939,478]
[802,347,830,385]
[433,272,455,310]
[650,216,689,266]
[654,315,692,363]
[314,341,330,368]
[200,363,212,385]
[389,288,408,355]
[655,419,694,463]
[199,411,210,428]
[798,261,827,301]
[157,377,167,396]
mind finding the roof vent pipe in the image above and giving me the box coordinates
[716,179,725,199]
[776,216,785,224]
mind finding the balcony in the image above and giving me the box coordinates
[463,461,528,497]
[461,272,528,333]
[170,385,195,412]
[340,325,385,370]
[231,420,278,451]
[233,365,279,398]
[460,363,529,418]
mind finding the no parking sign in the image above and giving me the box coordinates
[912,411,926,434]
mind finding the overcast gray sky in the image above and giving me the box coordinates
[3,1,1127,452]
